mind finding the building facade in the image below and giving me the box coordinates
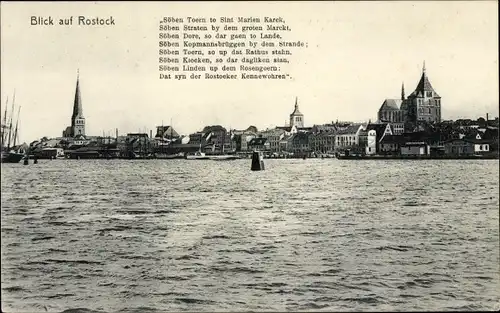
[335,124,365,151]
[309,132,336,153]
[259,128,286,153]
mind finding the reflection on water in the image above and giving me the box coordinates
[1,159,499,312]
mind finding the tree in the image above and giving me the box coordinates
[477,117,486,127]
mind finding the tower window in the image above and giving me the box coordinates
[426,91,433,97]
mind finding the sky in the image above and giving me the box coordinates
[1,1,498,144]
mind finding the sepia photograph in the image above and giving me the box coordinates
[1,1,499,312]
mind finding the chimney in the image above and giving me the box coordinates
[116,128,118,139]
[486,113,489,122]
[150,129,153,138]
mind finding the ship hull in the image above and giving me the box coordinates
[208,155,240,161]
[1,151,25,163]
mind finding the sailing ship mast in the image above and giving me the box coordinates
[7,90,16,149]
[1,96,8,147]
[12,106,21,148]
[170,117,173,146]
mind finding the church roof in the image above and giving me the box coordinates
[290,97,303,116]
[379,99,402,111]
[276,126,292,132]
[336,124,365,135]
[409,64,440,98]
[72,70,83,119]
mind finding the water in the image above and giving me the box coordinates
[1,159,499,312]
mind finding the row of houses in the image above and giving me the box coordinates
[28,116,498,159]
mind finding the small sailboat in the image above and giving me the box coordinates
[186,150,209,160]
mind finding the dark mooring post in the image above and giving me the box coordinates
[251,151,265,171]
[33,155,38,164]
[23,150,29,165]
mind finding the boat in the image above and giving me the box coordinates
[208,154,240,161]
[1,150,25,163]
[1,91,25,163]
[186,151,209,160]
[156,152,185,159]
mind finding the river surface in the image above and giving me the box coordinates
[1,159,499,312]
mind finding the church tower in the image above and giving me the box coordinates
[289,97,304,128]
[71,70,86,137]
[405,61,441,125]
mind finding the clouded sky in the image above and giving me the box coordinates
[1,1,498,143]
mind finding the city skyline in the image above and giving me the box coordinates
[1,1,498,143]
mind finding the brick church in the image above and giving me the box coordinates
[378,62,442,132]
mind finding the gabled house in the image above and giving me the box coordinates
[155,125,180,139]
[258,128,286,152]
[289,132,310,154]
[379,135,407,155]
[248,137,269,151]
[335,124,366,151]
[444,139,476,156]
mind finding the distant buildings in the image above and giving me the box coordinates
[30,65,494,159]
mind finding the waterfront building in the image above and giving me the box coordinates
[155,125,180,139]
[248,137,269,152]
[378,135,407,155]
[124,133,151,157]
[62,71,86,138]
[401,142,430,156]
[201,125,229,153]
[231,127,257,152]
[360,123,393,154]
[444,138,490,156]
[335,123,366,151]
[309,132,336,154]
[114,136,125,156]
[444,139,474,156]
[258,128,286,153]
[188,131,211,146]
[288,132,310,154]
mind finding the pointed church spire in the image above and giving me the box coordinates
[401,81,405,100]
[72,69,83,121]
[291,96,302,115]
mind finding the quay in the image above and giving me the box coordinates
[336,154,499,160]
